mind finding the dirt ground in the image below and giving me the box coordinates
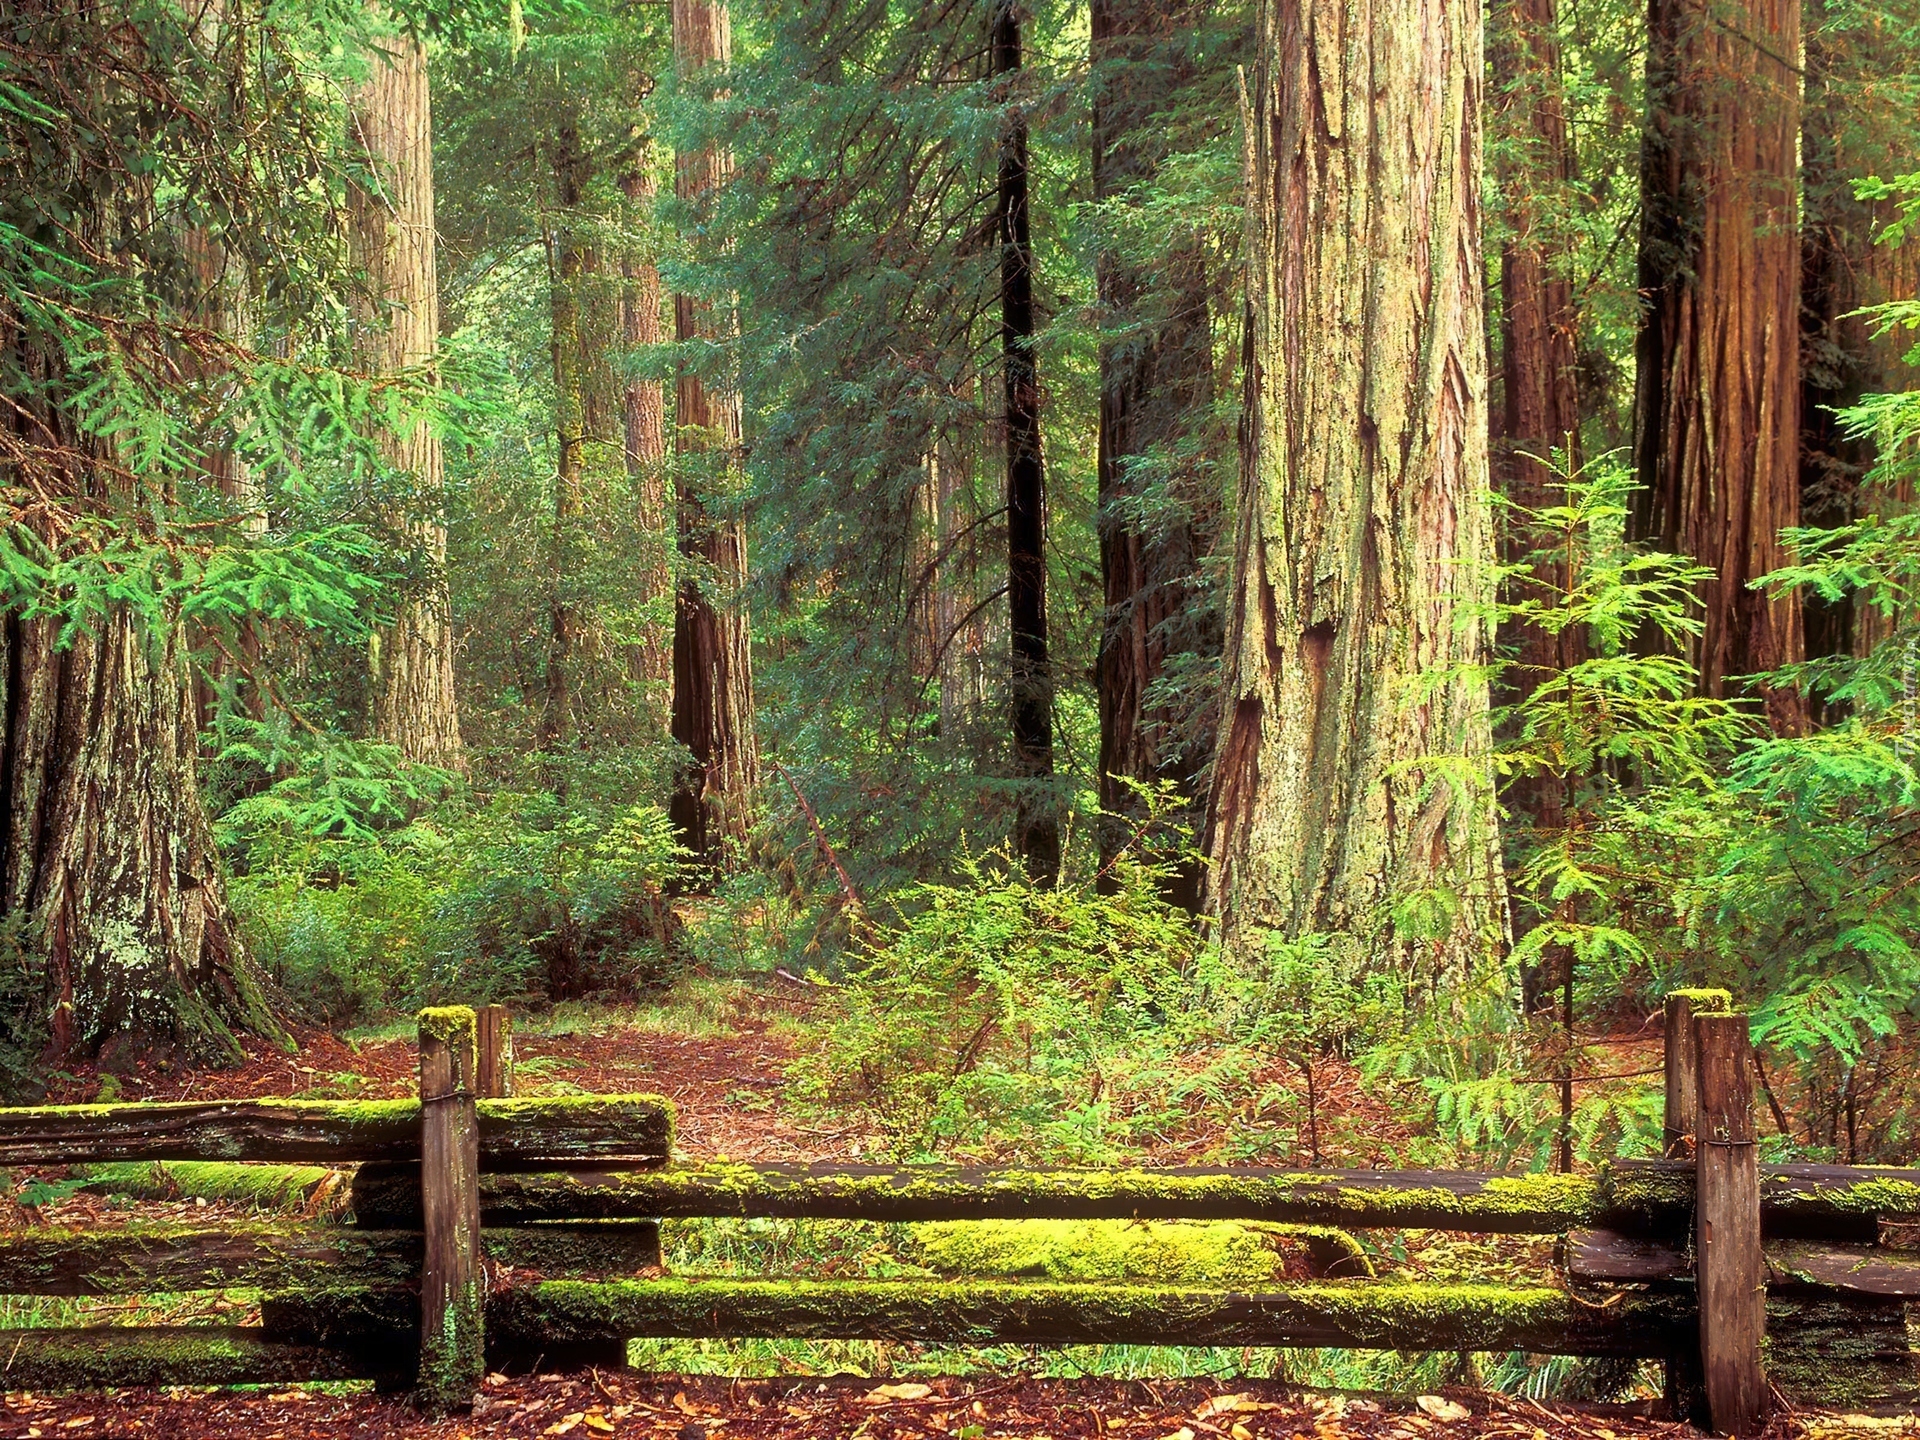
[0,1369,1790,1440]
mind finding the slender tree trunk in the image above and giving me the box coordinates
[1800,0,1920,664]
[1091,0,1217,898]
[539,121,593,756]
[670,0,758,870]
[1490,0,1582,843]
[991,0,1057,885]
[1206,0,1505,970]
[1631,0,1804,732]
[347,26,463,769]
[622,150,674,717]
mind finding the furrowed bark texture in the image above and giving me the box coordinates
[622,150,674,712]
[348,27,463,769]
[540,118,593,757]
[1799,0,1920,662]
[1091,0,1218,885]
[670,0,757,870]
[0,2,280,1074]
[1490,0,1582,823]
[993,0,1058,885]
[0,609,277,1068]
[1207,0,1504,966]
[1632,0,1803,731]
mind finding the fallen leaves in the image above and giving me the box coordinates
[1416,1399,1472,1424]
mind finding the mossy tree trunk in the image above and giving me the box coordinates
[348,23,464,770]
[1631,0,1803,732]
[670,0,758,871]
[1090,0,1219,899]
[1205,0,1504,968]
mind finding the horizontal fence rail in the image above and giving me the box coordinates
[349,1158,1920,1234]
[0,1094,672,1168]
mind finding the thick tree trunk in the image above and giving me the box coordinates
[1091,0,1217,895]
[347,28,463,769]
[1205,0,1504,969]
[622,153,674,715]
[1631,0,1803,732]
[1490,0,1582,699]
[991,0,1058,885]
[670,0,758,869]
[0,608,280,1073]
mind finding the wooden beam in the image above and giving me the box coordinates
[487,1277,1692,1356]
[0,1095,670,1168]
[1568,1229,1920,1300]
[1695,1012,1766,1436]
[476,1005,514,1099]
[356,1161,1612,1233]
[0,1326,377,1389]
[1663,988,1730,1158]
[0,1221,662,1296]
[357,1157,1920,1236]
[418,1006,483,1413]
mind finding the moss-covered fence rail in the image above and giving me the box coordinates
[2,997,1918,1433]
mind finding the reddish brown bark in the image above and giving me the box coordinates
[622,155,673,712]
[347,25,464,768]
[1091,0,1218,896]
[1632,0,1804,732]
[670,0,758,869]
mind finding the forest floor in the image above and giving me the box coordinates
[1,976,1904,1439]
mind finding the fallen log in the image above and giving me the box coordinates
[0,1220,661,1296]
[0,1326,378,1390]
[484,1276,1691,1356]
[355,1161,1614,1233]
[1767,1292,1920,1411]
[0,1095,671,1168]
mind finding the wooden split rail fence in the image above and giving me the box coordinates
[0,993,1914,1432]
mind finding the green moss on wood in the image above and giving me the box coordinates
[1767,1294,1919,1409]
[912,1219,1287,1287]
[1666,988,1732,1012]
[0,1326,372,1390]
[487,1275,1689,1357]
[82,1160,341,1211]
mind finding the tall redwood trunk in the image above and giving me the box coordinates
[539,120,592,755]
[1800,0,1920,663]
[1091,0,1217,894]
[622,152,674,715]
[1,0,279,1072]
[1632,0,1804,732]
[670,0,758,869]
[992,0,1057,884]
[1490,0,1582,835]
[1206,0,1504,969]
[348,27,464,769]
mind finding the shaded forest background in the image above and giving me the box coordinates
[3,0,1920,1173]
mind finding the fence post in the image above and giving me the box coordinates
[1694,1011,1765,1437]
[1663,988,1730,1158]
[476,1004,514,1099]
[418,1006,484,1413]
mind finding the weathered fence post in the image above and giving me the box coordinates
[476,1004,514,1099]
[418,1006,484,1413]
[1694,1011,1765,1436]
[1663,987,1730,1158]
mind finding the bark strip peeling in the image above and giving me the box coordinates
[1207,0,1504,966]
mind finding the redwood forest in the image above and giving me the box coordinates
[2,0,1920,1429]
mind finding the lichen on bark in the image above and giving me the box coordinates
[1206,0,1505,971]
